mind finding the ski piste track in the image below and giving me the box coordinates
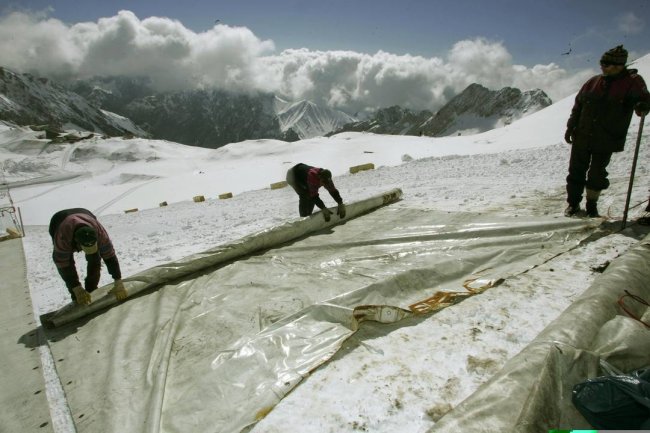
[5,138,164,218]
[91,178,159,215]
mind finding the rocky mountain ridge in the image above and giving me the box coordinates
[69,76,289,148]
[329,84,552,137]
[420,84,552,136]
[71,76,354,145]
[0,67,144,137]
[1,68,552,148]
[326,106,434,136]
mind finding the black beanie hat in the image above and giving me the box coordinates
[74,225,97,246]
[319,169,332,180]
[601,45,628,65]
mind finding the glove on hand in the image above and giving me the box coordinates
[72,285,92,306]
[322,208,332,222]
[111,279,128,301]
[564,129,574,144]
[635,101,650,116]
[337,203,346,219]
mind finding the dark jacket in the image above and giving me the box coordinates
[290,163,343,209]
[567,68,650,153]
[49,208,121,292]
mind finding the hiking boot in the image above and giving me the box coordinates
[586,200,599,218]
[639,216,650,226]
[564,204,581,217]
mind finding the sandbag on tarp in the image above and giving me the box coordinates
[42,206,597,433]
[428,234,650,433]
[40,188,403,328]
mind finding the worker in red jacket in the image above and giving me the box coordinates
[49,208,127,305]
[564,45,650,217]
[286,163,346,221]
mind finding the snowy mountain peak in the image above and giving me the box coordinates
[273,95,292,113]
[276,99,356,139]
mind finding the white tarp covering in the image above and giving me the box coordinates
[41,191,600,433]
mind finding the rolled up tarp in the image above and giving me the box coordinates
[40,188,403,328]
[427,234,650,433]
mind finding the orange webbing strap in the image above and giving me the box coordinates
[618,290,650,328]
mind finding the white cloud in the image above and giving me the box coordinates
[511,63,595,104]
[0,10,274,92]
[447,38,513,88]
[255,40,590,114]
[257,49,450,115]
[617,12,644,34]
[0,10,592,114]
[0,11,82,76]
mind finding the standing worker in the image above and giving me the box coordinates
[564,45,650,217]
[286,163,346,221]
[49,208,127,306]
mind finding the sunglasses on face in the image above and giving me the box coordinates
[600,61,622,67]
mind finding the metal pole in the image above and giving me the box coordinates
[17,206,25,236]
[622,115,646,229]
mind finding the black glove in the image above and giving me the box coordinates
[337,203,346,219]
[564,128,574,144]
[635,101,650,116]
[322,208,332,222]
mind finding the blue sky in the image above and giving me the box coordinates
[0,0,649,114]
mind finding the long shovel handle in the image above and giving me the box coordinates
[622,114,646,229]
